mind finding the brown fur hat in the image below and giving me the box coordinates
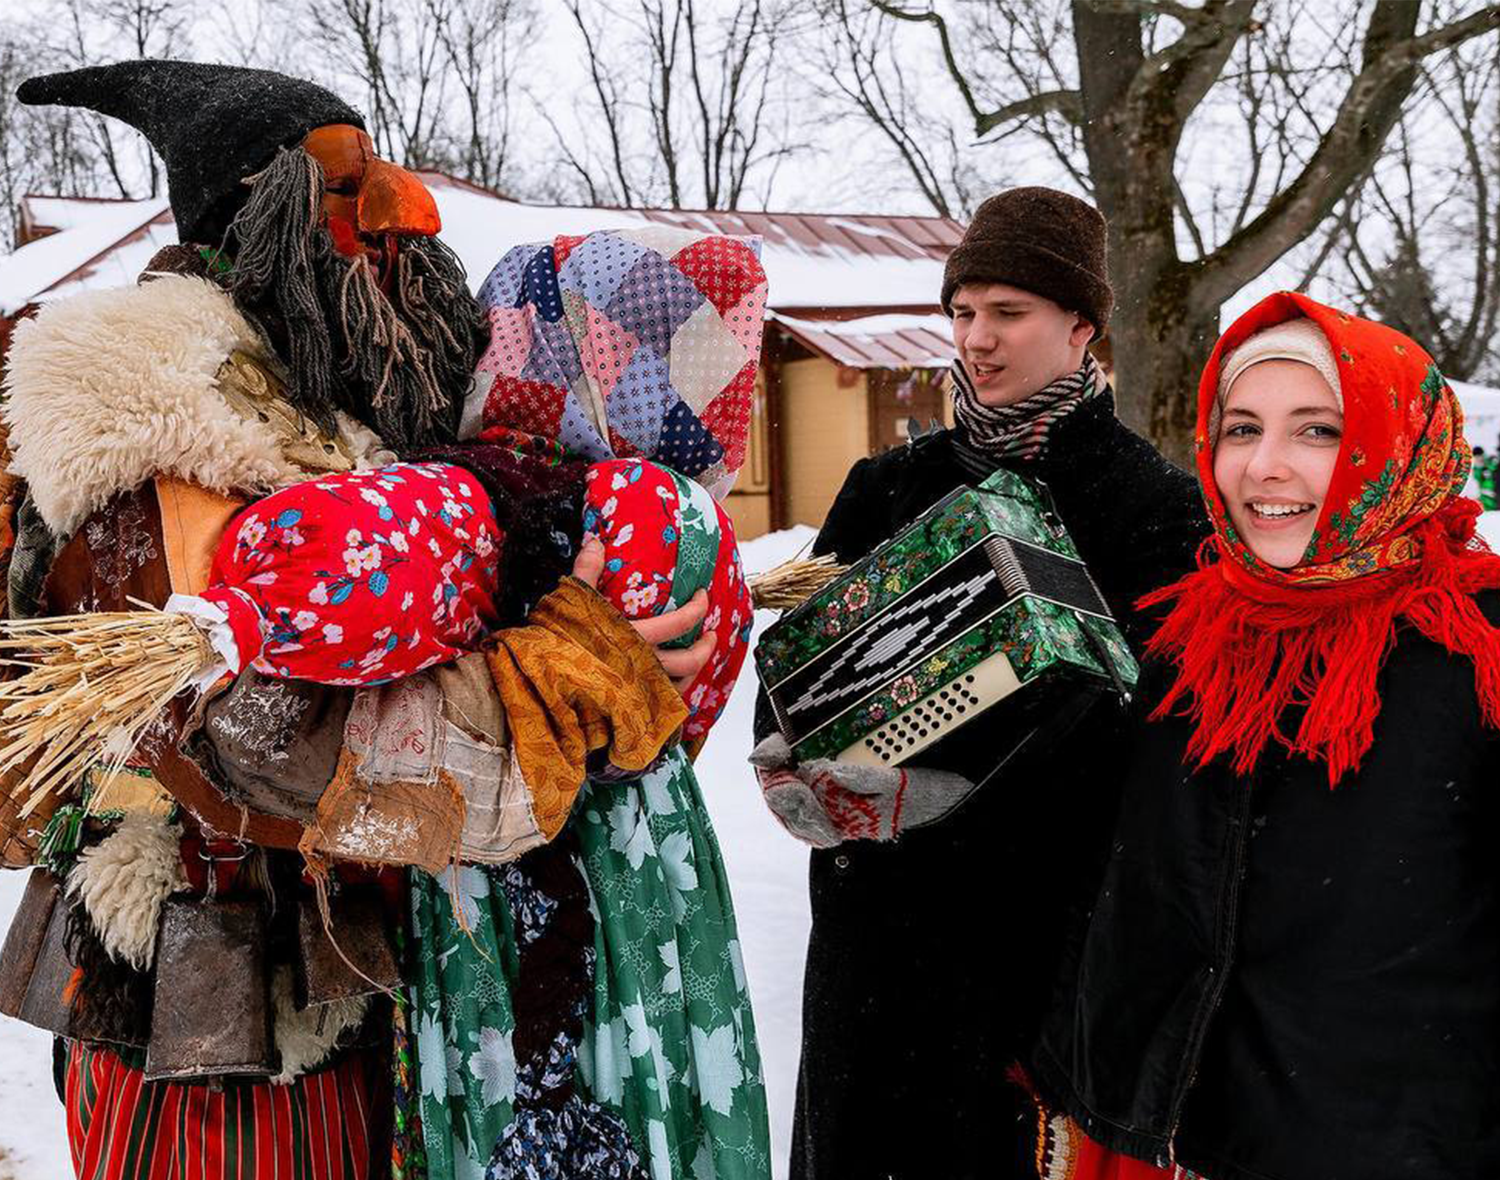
[941,186,1113,337]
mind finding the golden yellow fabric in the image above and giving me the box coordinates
[86,768,175,818]
[485,577,686,840]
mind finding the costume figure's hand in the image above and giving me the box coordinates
[571,535,716,695]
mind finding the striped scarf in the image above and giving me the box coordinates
[949,352,1102,462]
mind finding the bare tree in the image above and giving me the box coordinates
[809,1,986,216]
[426,0,535,192]
[1309,36,1500,383]
[0,23,134,248]
[56,0,190,198]
[299,0,451,170]
[546,0,803,210]
[826,0,1500,464]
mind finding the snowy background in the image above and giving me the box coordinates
[0,525,818,1180]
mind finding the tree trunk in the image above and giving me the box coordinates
[1109,287,1220,470]
[1071,1,1214,469]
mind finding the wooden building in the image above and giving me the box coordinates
[1,182,966,539]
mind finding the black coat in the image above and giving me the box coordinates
[754,396,1207,1180]
[1033,593,1500,1180]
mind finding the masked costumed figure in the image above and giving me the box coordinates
[0,61,691,1180]
[399,228,774,1180]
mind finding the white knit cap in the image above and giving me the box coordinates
[1219,317,1342,405]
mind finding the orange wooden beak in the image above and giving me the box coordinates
[358,160,441,237]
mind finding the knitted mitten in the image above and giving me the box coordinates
[750,734,975,848]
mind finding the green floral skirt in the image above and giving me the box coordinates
[408,748,771,1180]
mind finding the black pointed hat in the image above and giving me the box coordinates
[19,59,365,245]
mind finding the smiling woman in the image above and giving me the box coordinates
[1212,323,1347,569]
[1032,293,1500,1180]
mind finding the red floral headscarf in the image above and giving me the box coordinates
[1142,292,1500,785]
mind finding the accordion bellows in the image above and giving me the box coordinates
[756,468,1139,767]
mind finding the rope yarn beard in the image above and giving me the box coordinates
[223,146,486,451]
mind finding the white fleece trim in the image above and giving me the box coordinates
[269,965,369,1085]
[66,814,187,971]
[335,412,397,470]
[3,276,307,537]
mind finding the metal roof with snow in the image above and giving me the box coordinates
[2,177,964,370]
[772,311,953,370]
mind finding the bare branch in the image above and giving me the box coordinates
[1194,2,1500,309]
[974,90,1083,138]
[867,1,1075,137]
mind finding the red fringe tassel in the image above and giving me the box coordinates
[1140,500,1500,786]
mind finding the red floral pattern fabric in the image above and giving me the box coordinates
[200,463,502,686]
[582,458,751,741]
[1191,291,1471,586]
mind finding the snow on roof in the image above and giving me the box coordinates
[419,175,955,313]
[0,197,169,315]
[2,174,959,318]
[771,310,953,369]
[22,194,158,236]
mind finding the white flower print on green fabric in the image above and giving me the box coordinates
[659,942,682,995]
[470,1025,516,1107]
[408,748,770,1179]
[441,864,491,930]
[687,1024,743,1118]
[659,830,700,921]
[643,767,679,816]
[608,797,657,869]
[691,1140,718,1180]
[416,1011,450,1100]
[648,1119,673,1180]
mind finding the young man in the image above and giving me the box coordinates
[753,187,1207,1178]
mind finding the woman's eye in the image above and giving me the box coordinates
[1303,424,1342,440]
[1224,423,1258,438]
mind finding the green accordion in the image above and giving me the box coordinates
[756,467,1139,768]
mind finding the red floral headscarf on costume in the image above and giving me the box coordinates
[1142,291,1500,785]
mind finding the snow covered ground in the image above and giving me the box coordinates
[0,525,817,1180]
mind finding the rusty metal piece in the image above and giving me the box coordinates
[144,896,274,1082]
[296,887,399,1006]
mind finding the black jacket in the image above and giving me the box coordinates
[1034,593,1500,1180]
[754,396,1206,1180]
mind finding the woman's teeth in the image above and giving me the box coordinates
[1250,503,1313,518]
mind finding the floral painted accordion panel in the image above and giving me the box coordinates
[756,467,1139,768]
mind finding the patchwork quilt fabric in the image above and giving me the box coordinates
[466,227,768,500]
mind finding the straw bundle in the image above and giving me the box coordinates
[0,604,217,818]
[747,554,848,611]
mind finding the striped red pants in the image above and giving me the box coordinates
[65,1041,385,1180]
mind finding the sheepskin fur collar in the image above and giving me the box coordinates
[4,276,313,537]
